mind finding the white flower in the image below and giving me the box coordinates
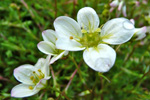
[37,30,68,64]
[11,55,51,98]
[130,19,147,40]
[54,7,135,72]
[109,0,127,17]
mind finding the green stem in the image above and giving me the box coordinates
[48,86,70,100]
[69,55,85,84]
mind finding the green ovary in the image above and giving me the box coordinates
[79,31,101,48]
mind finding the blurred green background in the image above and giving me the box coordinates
[0,0,150,100]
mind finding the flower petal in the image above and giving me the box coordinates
[40,55,51,77]
[54,16,82,38]
[36,77,51,89]
[101,18,135,45]
[83,44,116,72]
[56,37,85,51]
[14,64,36,85]
[110,0,119,7]
[118,1,124,11]
[34,58,46,69]
[130,19,135,25]
[122,5,127,17]
[37,41,56,55]
[42,29,57,44]
[77,7,99,32]
[50,51,69,64]
[11,84,40,98]
[134,26,147,40]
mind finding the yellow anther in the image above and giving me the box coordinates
[38,75,43,79]
[81,29,87,33]
[33,79,36,83]
[33,71,35,73]
[70,36,73,39]
[95,28,101,32]
[29,86,33,90]
[30,76,34,80]
[38,69,41,72]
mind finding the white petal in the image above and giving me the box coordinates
[37,41,56,55]
[36,77,51,89]
[41,55,51,77]
[110,0,119,7]
[83,44,116,72]
[11,84,40,98]
[130,19,135,25]
[54,16,82,38]
[34,58,46,69]
[118,1,124,11]
[77,7,99,32]
[101,18,135,45]
[42,29,57,44]
[122,5,127,17]
[14,65,36,85]
[109,7,115,12]
[50,51,69,64]
[56,38,85,51]
[134,26,147,40]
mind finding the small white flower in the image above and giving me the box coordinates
[54,7,135,72]
[11,56,51,98]
[110,0,127,17]
[37,30,68,64]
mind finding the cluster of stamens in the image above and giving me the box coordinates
[79,28,101,48]
[28,69,45,90]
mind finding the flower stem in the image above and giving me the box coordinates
[50,66,57,86]
[65,69,77,91]
[69,55,85,84]
[100,77,103,100]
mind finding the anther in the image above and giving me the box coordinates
[38,75,43,79]
[29,86,33,90]
[70,36,73,39]
[33,79,36,83]
[33,71,35,73]
[38,69,41,72]
[30,76,34,80]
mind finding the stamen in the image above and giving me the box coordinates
[70,36,73,39]
[95,28,101,32]
[29,86,33,90]
[81,29,87,33]
[38,69,41,72]
[32,79,37,83]
[38,75,43,79]
[30,76,34,80]
[30,70,45,84]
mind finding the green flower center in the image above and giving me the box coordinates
[79,28,102,48]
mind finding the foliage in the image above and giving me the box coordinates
[0,0,150,100]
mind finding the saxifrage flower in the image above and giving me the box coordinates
[37,30,68,64]
[11,55,51,98]
[54,7,136,72]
